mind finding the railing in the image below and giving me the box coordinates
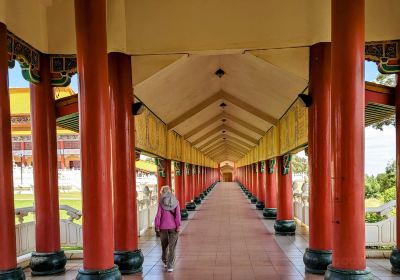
[293,182,397,247]
[15,195,158,257]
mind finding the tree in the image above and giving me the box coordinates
[376,160,396,192]
[365,174,381,198]
[291,155,308,174]
[371,73,396,130]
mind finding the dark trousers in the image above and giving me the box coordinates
[160,229,179,268]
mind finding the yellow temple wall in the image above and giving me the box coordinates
[236,99,308,167]
[135,107,217,168]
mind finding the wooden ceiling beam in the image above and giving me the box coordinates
[223,125,259,144]
[204,140,248,155]
[184,114,224,139]
[208,146,245,157]
[191,124,224,146]
[224,112,265,135]
[221,91,278,125]
[167,91,223,130]
[184,111,265,139]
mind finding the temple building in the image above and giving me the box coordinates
[0,1,400,280]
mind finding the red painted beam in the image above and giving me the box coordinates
[365,82,395,106]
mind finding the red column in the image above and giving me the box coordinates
[274,155,296,235]
[156,158,171,198]
[59,141,65,169]
[303,43,333,274]
[327,0,369,278]
[109,52,143,274]
[74,0,119,277]
[263,158,277,219]
[29,53,66,275]
[251,163,258,203]
[192,165,196,200]
[256,161,266,209]
[0,23,24,279]
[173,161,184,207]
[184,163,192,203]
[392,79,400,273]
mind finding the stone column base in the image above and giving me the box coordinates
[76,265,121,280]
[194,197,202,204]
[325,265,372,280]
[263,208,277,219]
[114,250,144,274]
[0,267,25,280]
[255,201,265,210]
[181,209,189,220]
[186,202,196,211]
[303,248,332,274]
[250,196,258,204]
[274,220,296,235]
[30,250,67,276]
[390,248,400,273]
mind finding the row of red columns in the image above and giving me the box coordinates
[236,0,373,277]
[157,161,219,211]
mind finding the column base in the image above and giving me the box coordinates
[303,248,332,274]
[0,267,25,280]
[194,197,202,204]
[263,208,277,219]
[390,248,400,273]
[325,265,372,280]
[250,196,258,204]
[30,250,67,276]
[114,250,144,274]
[274,220,296,235]
[255,201,265,210]
[247,193,252,199]
[76,265,121,280]
[186,202,196,211]
[200,193,205,200]
[181,209,189,220]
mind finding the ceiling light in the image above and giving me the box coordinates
[222,130,226,133]
[219,102,227,108]
[222,119,226,122]
[298,94,312,107]
[215,68,225,78]
[132,102,145,115]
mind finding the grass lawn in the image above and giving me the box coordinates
[14,192,82,224]
[365,197,384,208]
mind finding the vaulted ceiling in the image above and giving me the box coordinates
[133,51,308,163]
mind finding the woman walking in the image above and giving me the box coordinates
[154,186,181,272]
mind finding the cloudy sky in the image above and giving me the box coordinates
[8,61,395,175]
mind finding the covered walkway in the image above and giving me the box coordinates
[23,183,395,279]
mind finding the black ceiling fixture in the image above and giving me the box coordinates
[222,130,226,133]
[298,93,312,107]
[132,102,145,115]
[222,118,226,122]
[215,68,225,78]
[220,102,227,108]
[222,137,226,140]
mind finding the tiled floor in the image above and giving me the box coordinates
[24,182,399,279]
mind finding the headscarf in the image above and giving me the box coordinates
[160,192,178,211]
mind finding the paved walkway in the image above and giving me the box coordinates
[24,182,399,279]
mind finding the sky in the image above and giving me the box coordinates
[8,61,395,176]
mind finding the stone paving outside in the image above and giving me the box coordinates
[23,182,399,279]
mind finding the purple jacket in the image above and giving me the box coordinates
[154,204,181,231]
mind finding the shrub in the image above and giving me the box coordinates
[382,186,396,203]
[365,213,385,223]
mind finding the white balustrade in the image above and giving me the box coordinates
[293,182,397,247]
[15,193,159,257]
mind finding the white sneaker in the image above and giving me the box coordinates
[167,268,174,272]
